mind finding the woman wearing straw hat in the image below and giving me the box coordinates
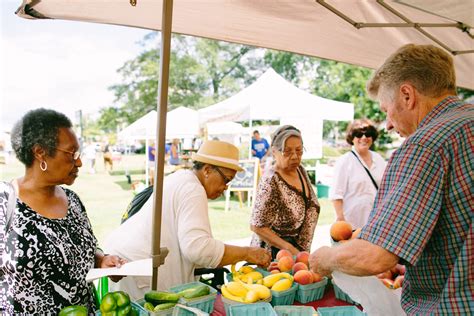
[104,140,271,299]
[250,125,320,259]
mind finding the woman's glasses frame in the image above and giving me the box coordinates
[56,147,82,161]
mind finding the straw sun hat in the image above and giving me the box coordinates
[192,140,243,172]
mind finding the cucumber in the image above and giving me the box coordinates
[179,285,210,299]
[153,302,176,312]
[143,302,155,311]
[144,291,180,305]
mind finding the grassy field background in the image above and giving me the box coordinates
[0,154,335,245]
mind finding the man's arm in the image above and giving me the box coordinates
[309,239,398,276]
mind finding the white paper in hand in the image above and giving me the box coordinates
[332,271,406,316]
[86,258,152,282]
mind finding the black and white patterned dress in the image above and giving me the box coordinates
[0,183,97,315]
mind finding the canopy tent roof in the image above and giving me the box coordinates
[206,121,246,136]
[16,0,474,89]
[198,68,354,124]
[118,106,199,140]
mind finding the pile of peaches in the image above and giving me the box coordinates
[267,249,323,286]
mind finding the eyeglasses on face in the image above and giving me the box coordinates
[214,166,233,185]
[280,148,304,158]
[56,147,81,160]
[352,130,376,139]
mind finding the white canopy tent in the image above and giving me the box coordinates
[118,107,199,185]
[15,0,473,289]
[198,68,354,158]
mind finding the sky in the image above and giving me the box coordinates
[0,0,150,131]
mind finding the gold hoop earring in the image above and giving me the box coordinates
[40,161,48,172]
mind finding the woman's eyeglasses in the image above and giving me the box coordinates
[56,147,81,160]
[214,167,233,185]
[280,148,304,158]
[352,130,376,139]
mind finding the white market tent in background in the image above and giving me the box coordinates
[118,107,199,185]
[198,68,354,158]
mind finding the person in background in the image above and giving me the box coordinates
[82,141,97,174]
[309,44,473,314]
[104,140,271,299]
[103,142,113,171]
[329,119,387,228]
[251,130,270,160]
[250,125,320,258]
[169,138,180,166]
[0,108,124,314]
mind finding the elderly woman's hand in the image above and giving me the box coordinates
[246,247,272,268]
[98,255,128,283]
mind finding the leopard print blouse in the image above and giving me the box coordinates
[250,166,320,252]
[0,183,97,314]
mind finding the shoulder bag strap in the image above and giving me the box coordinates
[350,151,379,190]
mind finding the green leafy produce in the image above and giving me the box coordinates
[58,305,88,316]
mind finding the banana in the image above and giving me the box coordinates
[263,272,293,288]
[271,278,293,292]
[221,285,245,303]
[238,280,271,300]
[240,271,263,283]
[225,281,248,297]
[239,266,255,274]
[244,290,259,303]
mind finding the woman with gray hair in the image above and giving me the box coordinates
[250,125,320,259]
[0,108,124,314]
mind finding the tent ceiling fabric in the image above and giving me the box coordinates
[16,0,474,89]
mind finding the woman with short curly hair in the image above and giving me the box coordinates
[0,108,125,314]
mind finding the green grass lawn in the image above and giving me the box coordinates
[0,154,335,245]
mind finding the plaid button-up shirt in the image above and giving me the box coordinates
[360,96,473,315]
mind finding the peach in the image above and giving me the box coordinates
[330,221,353,241]
[267,262,280,272]
[292,262,308,274]
[311,271,323,283]
[351,228,362,239]
[270,269,281,274]
[295,251,310,266]
[294,270,313,285]
[277,255,294,272]
[276,249,292,261]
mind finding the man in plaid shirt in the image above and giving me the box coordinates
[309,44,473,314]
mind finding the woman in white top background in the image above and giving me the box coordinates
[329,119,387,228]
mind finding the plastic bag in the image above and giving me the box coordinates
[332,271,406,316]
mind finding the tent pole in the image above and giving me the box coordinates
[151,0,173,290]
[145,138,149,187]
[248,119,253,159]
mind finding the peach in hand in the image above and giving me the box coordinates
[330,221,353,241]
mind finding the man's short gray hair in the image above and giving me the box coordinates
[367,44,456,101]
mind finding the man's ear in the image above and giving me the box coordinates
[32,144,46,161]
[399,83,416,110]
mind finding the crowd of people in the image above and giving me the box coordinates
[1,44,472,314]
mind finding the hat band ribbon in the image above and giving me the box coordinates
[197,153,240,166]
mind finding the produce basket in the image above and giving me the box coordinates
[95,301,148,315]
[270,283,298,306]
[274,305,316,316]
[332,281,359,305]
[228,302,276,316]
[295,277,328,303]
[136,298,176,316]
[221,295,272,315]
[317,306,366,316]
[169,282,217,314]
[172,304,210,316]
